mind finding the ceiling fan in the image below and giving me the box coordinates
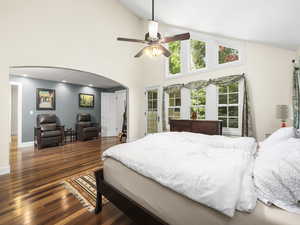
[117,0,190,58]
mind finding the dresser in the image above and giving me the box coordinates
[169,120,222,135]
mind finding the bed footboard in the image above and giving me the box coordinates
[94,168,168,225]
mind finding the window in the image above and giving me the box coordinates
[166,31,244,78]
[190,88,206,119]
[218,45,239,64]
[168,90,181,121]
[168,41,181,75]
[218,82,239,129]
[147,90,158,133]
[190,40,206,71]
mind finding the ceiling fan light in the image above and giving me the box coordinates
[148,20,158,39]
[149,45,162,57]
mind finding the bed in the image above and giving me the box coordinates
[95,130,300,225]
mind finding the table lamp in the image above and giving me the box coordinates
[276,105,289,127]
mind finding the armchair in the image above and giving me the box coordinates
[76,113,99,141]
[34,114,64,149]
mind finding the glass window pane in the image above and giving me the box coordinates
[191,89,197,98]
[218,117,227,128]
[191,89,206,106]
[219,46,239,64]
[169,41,181,74]
[152,91,158,99]
[169,92,174,98]
[191,98,197,106]
[218,106,227,117]
[148,101,152,110]
[229,82,238,93]
[148,91,152,100]
[219,86,227,94]
[175,90,180,98]
[219,94,227,104]
[174,108,180,112]
[198,107,205,119]
[229,118,239,128]
[169,98,175,106]
[190,40,206,70]
[153,101,157,110]
[175,98,181,106]
[229,93,238,104]
[229,106,238,117]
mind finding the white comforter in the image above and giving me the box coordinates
[103,132,257,217]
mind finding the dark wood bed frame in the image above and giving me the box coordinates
[94,120,222,224]
[94,169,169,225]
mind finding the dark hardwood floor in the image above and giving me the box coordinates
[0,137,136,225]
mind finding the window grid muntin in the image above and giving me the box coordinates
[168,90,181,121]
[147,90,158,133]
[218,83,239,129]
[190,88,206,119]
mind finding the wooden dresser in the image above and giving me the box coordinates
[170,120,222,135]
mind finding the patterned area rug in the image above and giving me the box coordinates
[63,172,108,212]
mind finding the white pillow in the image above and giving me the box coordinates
[254,138,300,214]
[260,127,295,149]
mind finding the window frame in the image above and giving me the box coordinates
[144,86,162,135]
[216,40,244,69]
[217,81,244,136]
[167,90,181,122]
[160,82,244,136]
[190,88,206,120]
[165,29,245,79]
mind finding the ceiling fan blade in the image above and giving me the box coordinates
[134,46,150,58]
[159,45,171,57]
[117,37,148,44]
[160,33,191,44]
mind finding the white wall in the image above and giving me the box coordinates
[141,24,296,141]
[0,0,146,174]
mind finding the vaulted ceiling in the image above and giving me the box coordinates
[119,0,300,50]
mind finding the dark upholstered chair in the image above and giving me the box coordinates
[34,114,64,149]
[76,113,99,141]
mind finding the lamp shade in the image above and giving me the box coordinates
[276,105,289,121]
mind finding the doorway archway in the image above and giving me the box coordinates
[9,66,129,147]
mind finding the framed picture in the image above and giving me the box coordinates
[79,93,95,108]
[36,88,56,110]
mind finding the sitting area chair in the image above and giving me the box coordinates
[35,114,64,149]
[76,113,99,141]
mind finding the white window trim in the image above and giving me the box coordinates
[164,28,245,79]
[217,81,244,136]
[144,86,162,135]
[159,81,244,136]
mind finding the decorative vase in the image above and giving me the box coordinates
[191,112,197,120]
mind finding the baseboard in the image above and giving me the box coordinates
[19,141,34,148]
[0,165,10,175]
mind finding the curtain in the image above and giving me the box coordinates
[162,74,255,137]
[293,66,300,135]
[162,84,184,131]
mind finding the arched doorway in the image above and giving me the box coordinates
[9,66,128,148]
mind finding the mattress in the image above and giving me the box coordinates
[104,158,300,225]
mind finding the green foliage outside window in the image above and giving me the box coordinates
[168,41,181,74]
[219,46,239,64]
[190,88,206,119]
[190,40,206,70]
